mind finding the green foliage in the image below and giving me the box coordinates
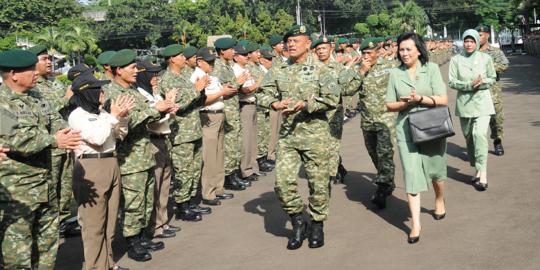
[473,0,514,31]
[0,34,17,51]
[55,74,70,85]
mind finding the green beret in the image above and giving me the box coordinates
[0,49,38,70]
[97,51,116,65]
[160,44,184,58]
[269,35,283,46]
[237,39,250,48]
[108,49,137,68]
[283,25,310,42]
[336,37,348,46]
[360,38,379,51]
[349,38,358,44]
[245,42,259,53]
[215,37,235,50]
[311,36,331,49]
[260,44,272,51]
[475,24,490,33]
[183,46,198,59]
[27,45,48,56]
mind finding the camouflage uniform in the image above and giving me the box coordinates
[104,82,161,238]
[34,77,74,225]
[481,45,509,141]
[158,68,204,204]
[212,58,242,176]
[0,84,63,270]
[257,55,340,221]
[358,58,397,190]
[246,62,270,159]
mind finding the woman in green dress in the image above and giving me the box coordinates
[448,29,496,191]
[386,33,448,244]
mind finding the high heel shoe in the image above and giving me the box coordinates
[407,234,420,244]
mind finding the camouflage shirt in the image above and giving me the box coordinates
[104,81,161,174]
[481,45,509,76]
[257,54,340,147]
[158,67,204,144]
[212,58,240,122]
[0,84,60,204]
[358,58,397,130]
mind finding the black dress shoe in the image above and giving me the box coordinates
[265,159,276,166]
[258,159,274,172]
[217,193,234,200]
[287,214,307,250]
[433,212,446,220]
[407,235,420,244]
[308,221,324,248]
[126,236,152,261]
[494,139,504,156]
[474,182,488,191]
[175,202,202,221]
[190,204,212,214]
[154,229,176,238]
[254,171,267,177]
[202,198,221,206]
[371,185,393,209]
[139,234,165,252]
[163,224,181,232]
[243,174,259,182]
[224,174,246,191]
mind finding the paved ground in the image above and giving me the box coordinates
[56,55,540,270]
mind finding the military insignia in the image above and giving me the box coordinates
[299,25,306,33]
[480,26,485,32]
[368,42,374,48]
[322,37,328,43]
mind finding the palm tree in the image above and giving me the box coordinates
[392,0,429,34]
[34,27,62,72]
[61,25,98,65]
[172,20,191,45]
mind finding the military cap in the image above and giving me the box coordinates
[97,51,115,65]
[233,45,248,55]
[214,37,236,50]
[27,45,48,56]
[336,37,348,46]
[0,49,38,70]
[67,63,94,81]
[71,73,110,92]
[237,39,250,48]
[108,49,137,68]
[360,38,379,51]
[183,46,198,59]
[349,38,359,44]
[197,47,216,62]
[245,42,260,53]
[475,24,490,33]
[283,25,310,42]
[260,44,272,51]
[260,49,274,59]
[269,35,283,46]
[311,36,331,49]
[137,61,162,74]
[160,44,184,58]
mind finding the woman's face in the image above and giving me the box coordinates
[464,37,477,53]
[99,89,106,105]
[399,39,421,67]
[150,74,158,91]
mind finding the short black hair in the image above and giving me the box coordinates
[396,32,429,65]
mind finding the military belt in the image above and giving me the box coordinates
[200,109,224,114]
[78,152,115,159]
[239,101,256,106]
[149,133,168,139]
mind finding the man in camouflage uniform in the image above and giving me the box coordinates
[27,45,75,234]
[358,38,397,209]
[158,44,210,222]
[104,49,175,262]
[182,46,198,78]
[477,24,510,156]
[270,35,288,67]
[0,49,81,269]
[312,36,362,184]
[257,25,340,250]
[212,37,250,191]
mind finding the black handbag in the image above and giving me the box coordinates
[408,97,455,144]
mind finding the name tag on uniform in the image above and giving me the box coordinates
[371,69,391,77]
[88,118,97,121]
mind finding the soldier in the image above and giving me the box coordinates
[104,49,175,262]
[158,44,210,222]
[358,38,397,209]
[0,49,81,269]
[476,24,509,156]
[257,25,340,250]
[97,50,116,80]
[213,37,250,191]
[269,35,288,66]
[182,46,198,77]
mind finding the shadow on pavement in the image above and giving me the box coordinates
[244,191,291,238]
[446,141,469,162]
[341,171,430,234]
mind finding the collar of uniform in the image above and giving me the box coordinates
[286,53,315,67]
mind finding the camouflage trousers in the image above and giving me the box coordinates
[52,153,74,224]
[274,136,331,221]
[224,118,242,176]
[257,108,270,159]
[121,170,155,238]
[328,106,345,176]
[172,139,203,204]
[362,124,395,188]
[0,200,59,270]
[489,82,504,140]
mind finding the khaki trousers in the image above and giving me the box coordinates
[268,109,282,161]
[201,112,225,200]
[149,137,172,236]
[240,103,259,177]
[73,157,121,270]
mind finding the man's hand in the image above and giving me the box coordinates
[346,55,362,67]
[271,98,292,110]
[195,76,210,92]
[0,147,9,160]
[221,84,238,97]
[155,100,175,113]
[359,59,373,75]
[282,100,305,115]
[111,95,135,118]
[165,89,178,102]
[55,128,82,150]
[236,71,250,85]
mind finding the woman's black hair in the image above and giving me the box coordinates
[396,32,429,65]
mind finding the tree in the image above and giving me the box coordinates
[61,25,98,65]
[474,0,515,31]
[392,0,430,35]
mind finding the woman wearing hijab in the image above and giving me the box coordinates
[448,29,496,191]
[386,32,448,244]
[68,74,134,270]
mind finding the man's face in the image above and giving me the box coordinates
[315,44,332,62]
[198,59,214,73]
[36,54,52,76]
[171,54,186,68]
[259,58,272,69]
[248,50,260,63]
[479,32,490,46]
[6,66,38,91]
[187,56,197,68]
[287,35,311,59]
[362,49,378,64]
[117,63,138,84]
[273,43,284,54]
[339,43,348,50]
[220,48,234,60]
[352,43,360,50]
[234,54,248,66]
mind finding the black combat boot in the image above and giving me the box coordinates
[236,169,253,185]
[287,213,307,250]
[139,232,165,252]
[258,158,274,172]
[494,139,504,156]
[338,162,347,183]
[175,202,203,221]
[190,202,212,215]
[371,184,393,209]
[308,220,324,248]
[224,173,246,190]
[126,235,152,261]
